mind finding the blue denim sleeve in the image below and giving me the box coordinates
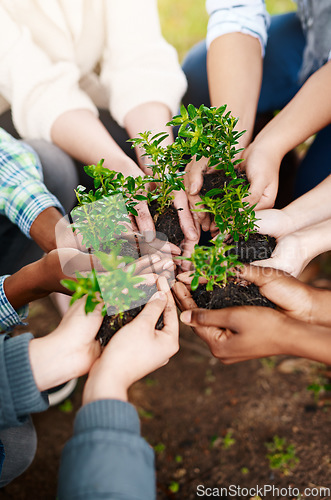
[58,400,156,500]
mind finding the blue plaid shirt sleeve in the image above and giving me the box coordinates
[0,276,28,333]
[0,128,64,238]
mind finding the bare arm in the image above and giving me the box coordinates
[51,110,143,177]
[207,33,263,148]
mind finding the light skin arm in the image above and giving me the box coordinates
[29,298,102,392]
[245,61,331,208]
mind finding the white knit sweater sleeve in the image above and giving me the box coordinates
[206,0,270,56]
[100,0,187,127]
[0,5,98,141]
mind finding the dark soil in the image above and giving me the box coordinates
[97,284,164,347]
[227,233,277,263]
[149,200,184,247]
[200,170,248,197]
[192,281,276,310]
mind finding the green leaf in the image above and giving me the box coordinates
[191,275,199,291]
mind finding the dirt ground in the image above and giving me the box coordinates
[1,256,331,500]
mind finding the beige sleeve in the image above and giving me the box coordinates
[100,0,187,126]
[0,5,98,141]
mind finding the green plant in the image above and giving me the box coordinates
[307,382,331,403]
[222,431,236,450]
[168,104,245,177]
[183,233,243,291]
[62,242,146,318]
[197,178,259,241]
[130,131,186,217]
[265,436,299,475]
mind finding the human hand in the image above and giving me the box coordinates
[242,141,281,210]
[239,264,331,327]
[173,190,200,271]
[255,208,294,239]
[83,277,179,404]
[29,298,102,392]
[184,157,211,231]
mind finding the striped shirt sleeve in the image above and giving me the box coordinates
[0,128,64,238]
[0,275,28,332]
[206,0,270,56]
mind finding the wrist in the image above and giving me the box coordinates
[29,334,77,392]
[30,207,63,252]
[82,359,129,405]
[3,260,48,311]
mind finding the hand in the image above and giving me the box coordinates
[173,190,200,271]
[83,277,179,404]
[251,231,311,277]
[184,157,211,231]
[239,265,331,328]
[29,298,102,391]
[242,141,281,210]
[255,208,294,239]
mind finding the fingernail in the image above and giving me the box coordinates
[180,310,192,324]
[151,254,161,264]
[151,291,166,301]
[163,260,174,270]
[190,183,199,195]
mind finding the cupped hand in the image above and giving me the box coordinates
[83,277,179,404]
[255,208,294,239]
[179,303,300,364]
[29,298,102,392]
[251,232,309,277]
[242,141,281,210]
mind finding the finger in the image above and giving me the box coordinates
[124,253,161,274]
[189,194,211,230]
[176,272,207,285]
[172,281,197,310]
[238,264,289,287]
[135,291,167,327]
[157,276,178,336]
[139,237,181,256]
[180,306,255,331]
[176,201,199,242]
[185,162,204,195]
[135,202,156,243]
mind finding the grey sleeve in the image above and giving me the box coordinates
[0,333,48,429]
[58,399,156,500]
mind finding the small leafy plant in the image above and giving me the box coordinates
[183,234,242,291]
[265,436,299,475]
[130,131,186,217]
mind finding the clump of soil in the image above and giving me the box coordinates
[227,233,276,263]
[200,169,247,197]
[192,280,275,310]
[149,200,184,247]
[96,284,164,346]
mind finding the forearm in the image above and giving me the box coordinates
[207,33,263,148]
[3,260,49,311]
[281,175,331,232]
[284,320,331,365]
[253,61,331,157]
[290,219,331,274]
[51,109,143,177]
[29,206,63,252]
[124,102,174,174]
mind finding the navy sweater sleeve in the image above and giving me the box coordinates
[0,333,48,429]
[58,399,156,500]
